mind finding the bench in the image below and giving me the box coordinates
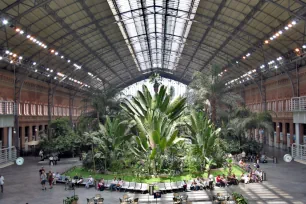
[55,176,96,188]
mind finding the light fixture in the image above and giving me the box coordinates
[5,50,9,54]
[27,35,31,38]
[295,48,300,52]
[292,20,296,25]
[16,28,20,32]
[9,52,12,55]
[67,60,70,63]
[302,45,306,49]
[13,54,17,57]
[275,65,278,69]
[35,69,38,72]
[277,57,282,61]
[288,24,292,28]
[20,30,24,34]
[236,61,239,64]
[273,35,276,38]
[54,77,57,79]
[0,56,2,60]
[44,45,47,49]
[243,56,246,59]
[19,56,23,59]
[265,40,269,44]
[50,69,53,73]
[10,60,13,63]
[61,56,64,59]
[47,74,50,77]
[284,26,289,30]
[30,37,33,40]
[55,52,58,55]
[246,53,250,57]
[73,63,82,69]
[276,33,279,37]
[46,68,49,71]
[2,19,8,25]
[278,31,283,34]
[33,39,37,43]
[33,62,36,65]
[51,49,55,53]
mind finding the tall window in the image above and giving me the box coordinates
[24,103,29,115]
[44,105,48,116]
[31,104,36,115]
[38,105,42,115]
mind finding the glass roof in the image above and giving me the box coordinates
[108,0,200,71]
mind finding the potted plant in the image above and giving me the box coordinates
[63,195,79,204]
[232,192,248,204]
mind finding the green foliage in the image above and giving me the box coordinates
[232,192,248,204]
[63,195,79,204]
[50,118,71,138]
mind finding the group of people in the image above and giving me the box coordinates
[39,166,57,190]
[72,174,93,188]
[216,174,239,187]
[239,169,263,184]
[190,175,214,191]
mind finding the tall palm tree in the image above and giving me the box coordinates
[184,110,221,171]
[121,85,186,174]
[189,68,243,124]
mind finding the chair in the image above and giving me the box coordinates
[86,198,95,204]
[119,198,128,204]
[104,180,112,188]
[133,198,139,204]
[171,182,179,191]
[157,183,166,193]
[97,198,104,204]
[140,183,148,193]
[165,182,172,191]
[134,183,142,191]
[176,181,184,190]
[121,181,130,191]
[181,195,188,203]
[128,182,136,191]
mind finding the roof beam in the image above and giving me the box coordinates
[42,3,123,86]
[179,0,227,80]
[161,0,169,70]
[198,1,266,72]
[79,1,134,79]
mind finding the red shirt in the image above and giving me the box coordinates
[216,176,222,182]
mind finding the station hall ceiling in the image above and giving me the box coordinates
[0,0,306,91]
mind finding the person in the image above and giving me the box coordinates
[241,174,250,184]
[0,174,4,193]
[109,177,117,191]
[48,171,54,189]
[221,174,228,186]
[116,178,123,192]
[182,180,187,192]
[72,174,79,187]
[39,166,45,176]
[208,174,214,190]
[85,175,94,189]
[76,175,84,187]
[53,172,61,184]
[98,178,105,191]
[39,150,44,160]
[40,171,47,190]
[190,179,198,191]
[228,174,238,185]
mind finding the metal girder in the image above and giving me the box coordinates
[265,0,306,22]
[13,64,30,149]
[79,1,134,79]
[179,0,225,79]
[140,0,154,71]
[198,1,266,72]
[42,4,118,86]
[69,90,79,128]
[161,0,169,70]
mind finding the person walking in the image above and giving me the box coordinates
[0,174,4,193]
[40,170,47,190]
[48,171,54,189]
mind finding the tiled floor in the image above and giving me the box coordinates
[0,145,305,204]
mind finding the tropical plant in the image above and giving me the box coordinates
[149,72,162,93]
[189,66,243,123]
[232,192,248,204]
[184,110,221,171]
[121,85,186,174]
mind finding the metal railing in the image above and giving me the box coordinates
[292,143,306,161]
[0,146,17,164]
[290,96,306,111]
[0,101,15,115]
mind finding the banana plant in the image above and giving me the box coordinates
[185,110,221,171]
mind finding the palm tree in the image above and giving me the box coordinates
[189,67,243,124]
[121,85,186,174]
[184,110,221,171]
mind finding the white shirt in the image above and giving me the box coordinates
[0,176,4,185]
[208,175,214,181]
[111,179,117,184]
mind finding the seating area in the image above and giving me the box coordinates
[56,176,96,188]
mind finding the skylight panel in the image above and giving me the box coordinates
[108,0,200,71]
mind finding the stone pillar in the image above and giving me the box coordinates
[282,122,287,149]
[295,123,300,159]
[20,126,25,148]
[276,122,280,148]
[8,127,12,147]
[290,122,294,145]
[3,127,8,147]
[29,125,33,142]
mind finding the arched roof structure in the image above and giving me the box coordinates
[1,0,306,92]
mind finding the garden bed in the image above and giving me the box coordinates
[64,165,245,183]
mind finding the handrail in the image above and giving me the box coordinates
[0,146,17,164]
[290,97,306,111]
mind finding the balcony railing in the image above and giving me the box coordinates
[290,96,306,111]
[0,146,17,164]
[0,101,15,115]
[292,143,306,161]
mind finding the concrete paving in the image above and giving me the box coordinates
[0,147,305,204]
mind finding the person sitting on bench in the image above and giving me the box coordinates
[85,175,94,189]
[76,175,83,187]
[98,178,105,191]
[110,177,117,191]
